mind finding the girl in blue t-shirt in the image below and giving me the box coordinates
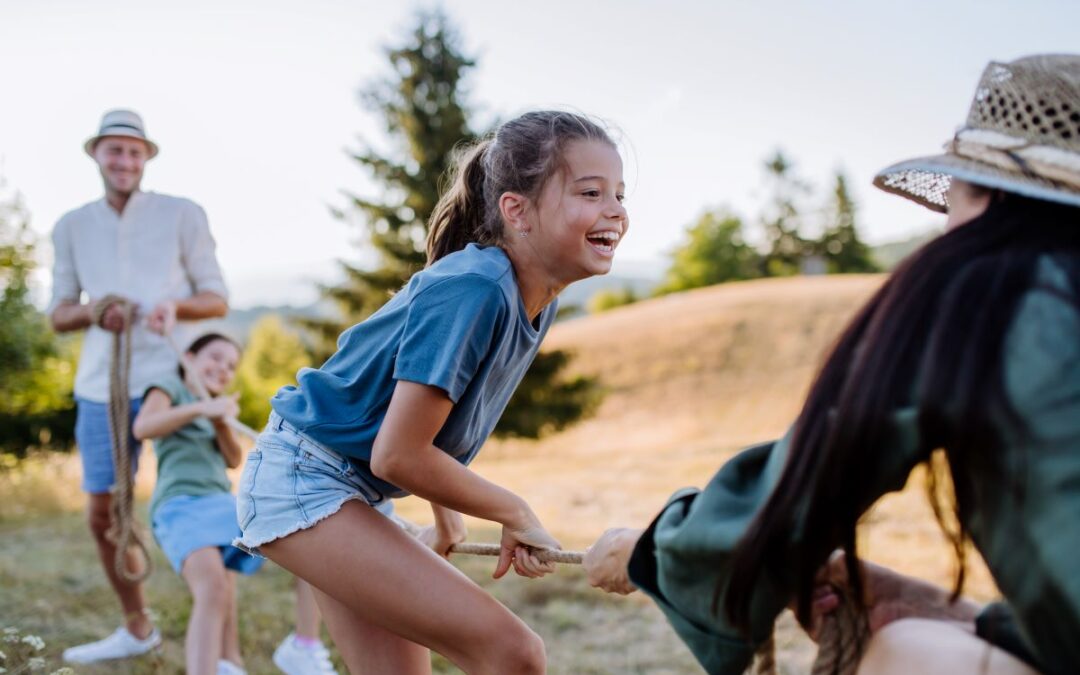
[234,110,629,673]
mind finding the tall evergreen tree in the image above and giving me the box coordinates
[816,172,880,273]
[305,11,600,439]
[0,186,76,455]
[759,151,810,277]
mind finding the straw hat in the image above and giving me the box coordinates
[874,54,1080,212]
[84,109,159,159]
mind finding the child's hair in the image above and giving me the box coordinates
[177,332,242,379]
[426,110,616,264]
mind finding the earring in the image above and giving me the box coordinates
[518,230,529,238]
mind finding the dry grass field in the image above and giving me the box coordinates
[0,274,999,673]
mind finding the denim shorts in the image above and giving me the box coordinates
[234,412,393,556]
[75,397,143,494]
[152,493,264,576]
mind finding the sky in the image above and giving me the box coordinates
[1,0,1077,308]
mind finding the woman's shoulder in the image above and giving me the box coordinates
[1003,254,1080,407]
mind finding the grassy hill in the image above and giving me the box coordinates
[2,273,997,674]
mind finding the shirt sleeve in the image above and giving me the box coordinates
[628,411,925,674]
[992,282,1080,672]
[46,216,80,315]
[393,275,508,403]
[179,200,229,300]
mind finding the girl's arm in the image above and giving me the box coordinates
[133,388,210,440]
[371,380,559,577]
[211,417,244,469]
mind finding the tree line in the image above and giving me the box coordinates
[0,11,882,456]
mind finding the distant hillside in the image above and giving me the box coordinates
[872,228,941,269]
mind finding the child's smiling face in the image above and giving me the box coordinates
[527,139,628,282]
[189,339,240,396]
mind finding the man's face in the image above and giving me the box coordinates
[92,136,149,195]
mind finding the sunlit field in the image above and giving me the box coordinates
[0,274,998,673]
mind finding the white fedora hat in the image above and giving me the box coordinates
[84,109,159,159]
[875,54,1080,212]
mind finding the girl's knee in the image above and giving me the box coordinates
[488,624,546,675]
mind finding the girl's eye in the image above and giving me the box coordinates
[616,194,625,203]
[582,189,600,198]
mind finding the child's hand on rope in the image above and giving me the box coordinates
[200,393,240,421]
[419,508,467,558]
[583,527,642,595]
[494,514,560,580]
[145,300,177,335]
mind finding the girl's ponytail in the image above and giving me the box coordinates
[426,139,493,264]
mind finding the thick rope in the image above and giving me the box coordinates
[389,514,585,564]
[746,586,868,675]
[93,295,154,584]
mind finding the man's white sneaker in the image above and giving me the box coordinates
[273,633,337,675]
[62,626,162,664]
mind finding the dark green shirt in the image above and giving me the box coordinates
[628,256,1080,674]
[146,376,232,518]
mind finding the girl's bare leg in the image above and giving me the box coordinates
[221,571,243,666]
[181,547,231,675]
[857,619,1039,675]
[295,578,323,640]
[261,500,546,675]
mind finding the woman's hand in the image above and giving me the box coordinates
[583,527,643,595]
[418,509,468,558]
[494,511,561,580]
[200,394,239,421]
[806,551,982,640]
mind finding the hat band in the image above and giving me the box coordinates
[946,128,1080,190]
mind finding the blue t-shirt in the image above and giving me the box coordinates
[270,244,558,498]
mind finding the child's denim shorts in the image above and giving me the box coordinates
[233,412,394,556]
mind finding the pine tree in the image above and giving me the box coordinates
[305,11,600,439]
[759,151,810,277]
[816,172,880,273]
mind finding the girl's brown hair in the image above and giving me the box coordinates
[426,110,615,264]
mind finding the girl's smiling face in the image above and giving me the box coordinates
[188,339,240,396]
[527,139,628,282]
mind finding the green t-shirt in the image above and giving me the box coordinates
[146,376,232,518]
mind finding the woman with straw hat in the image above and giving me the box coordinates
[584,54,1080,674]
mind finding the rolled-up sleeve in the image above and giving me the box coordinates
[47,216,80,315]
[627,438,791,674]
[179,200,229,300]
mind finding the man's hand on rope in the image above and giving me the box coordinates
[494,515,561,580]
[199,393,240,421]
[93,296,134,333]
[146,300,177,335]
[583,527,643,595]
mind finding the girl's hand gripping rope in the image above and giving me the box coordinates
[495,515,561,580]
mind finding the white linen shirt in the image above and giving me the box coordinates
[48,190,229,403]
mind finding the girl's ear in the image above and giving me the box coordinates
[498,192,530,237]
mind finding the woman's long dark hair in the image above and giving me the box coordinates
[724,193,1080,632]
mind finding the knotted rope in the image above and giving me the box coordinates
[748,586,868,675]
[93,295,154,584]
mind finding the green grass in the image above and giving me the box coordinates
[0,506,717,674]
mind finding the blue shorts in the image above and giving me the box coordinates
[75,397,144,494]
[152,493,265,576]
[234,412,394,556]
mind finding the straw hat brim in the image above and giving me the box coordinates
[874,153,1080,214]
[84,131,159,159]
